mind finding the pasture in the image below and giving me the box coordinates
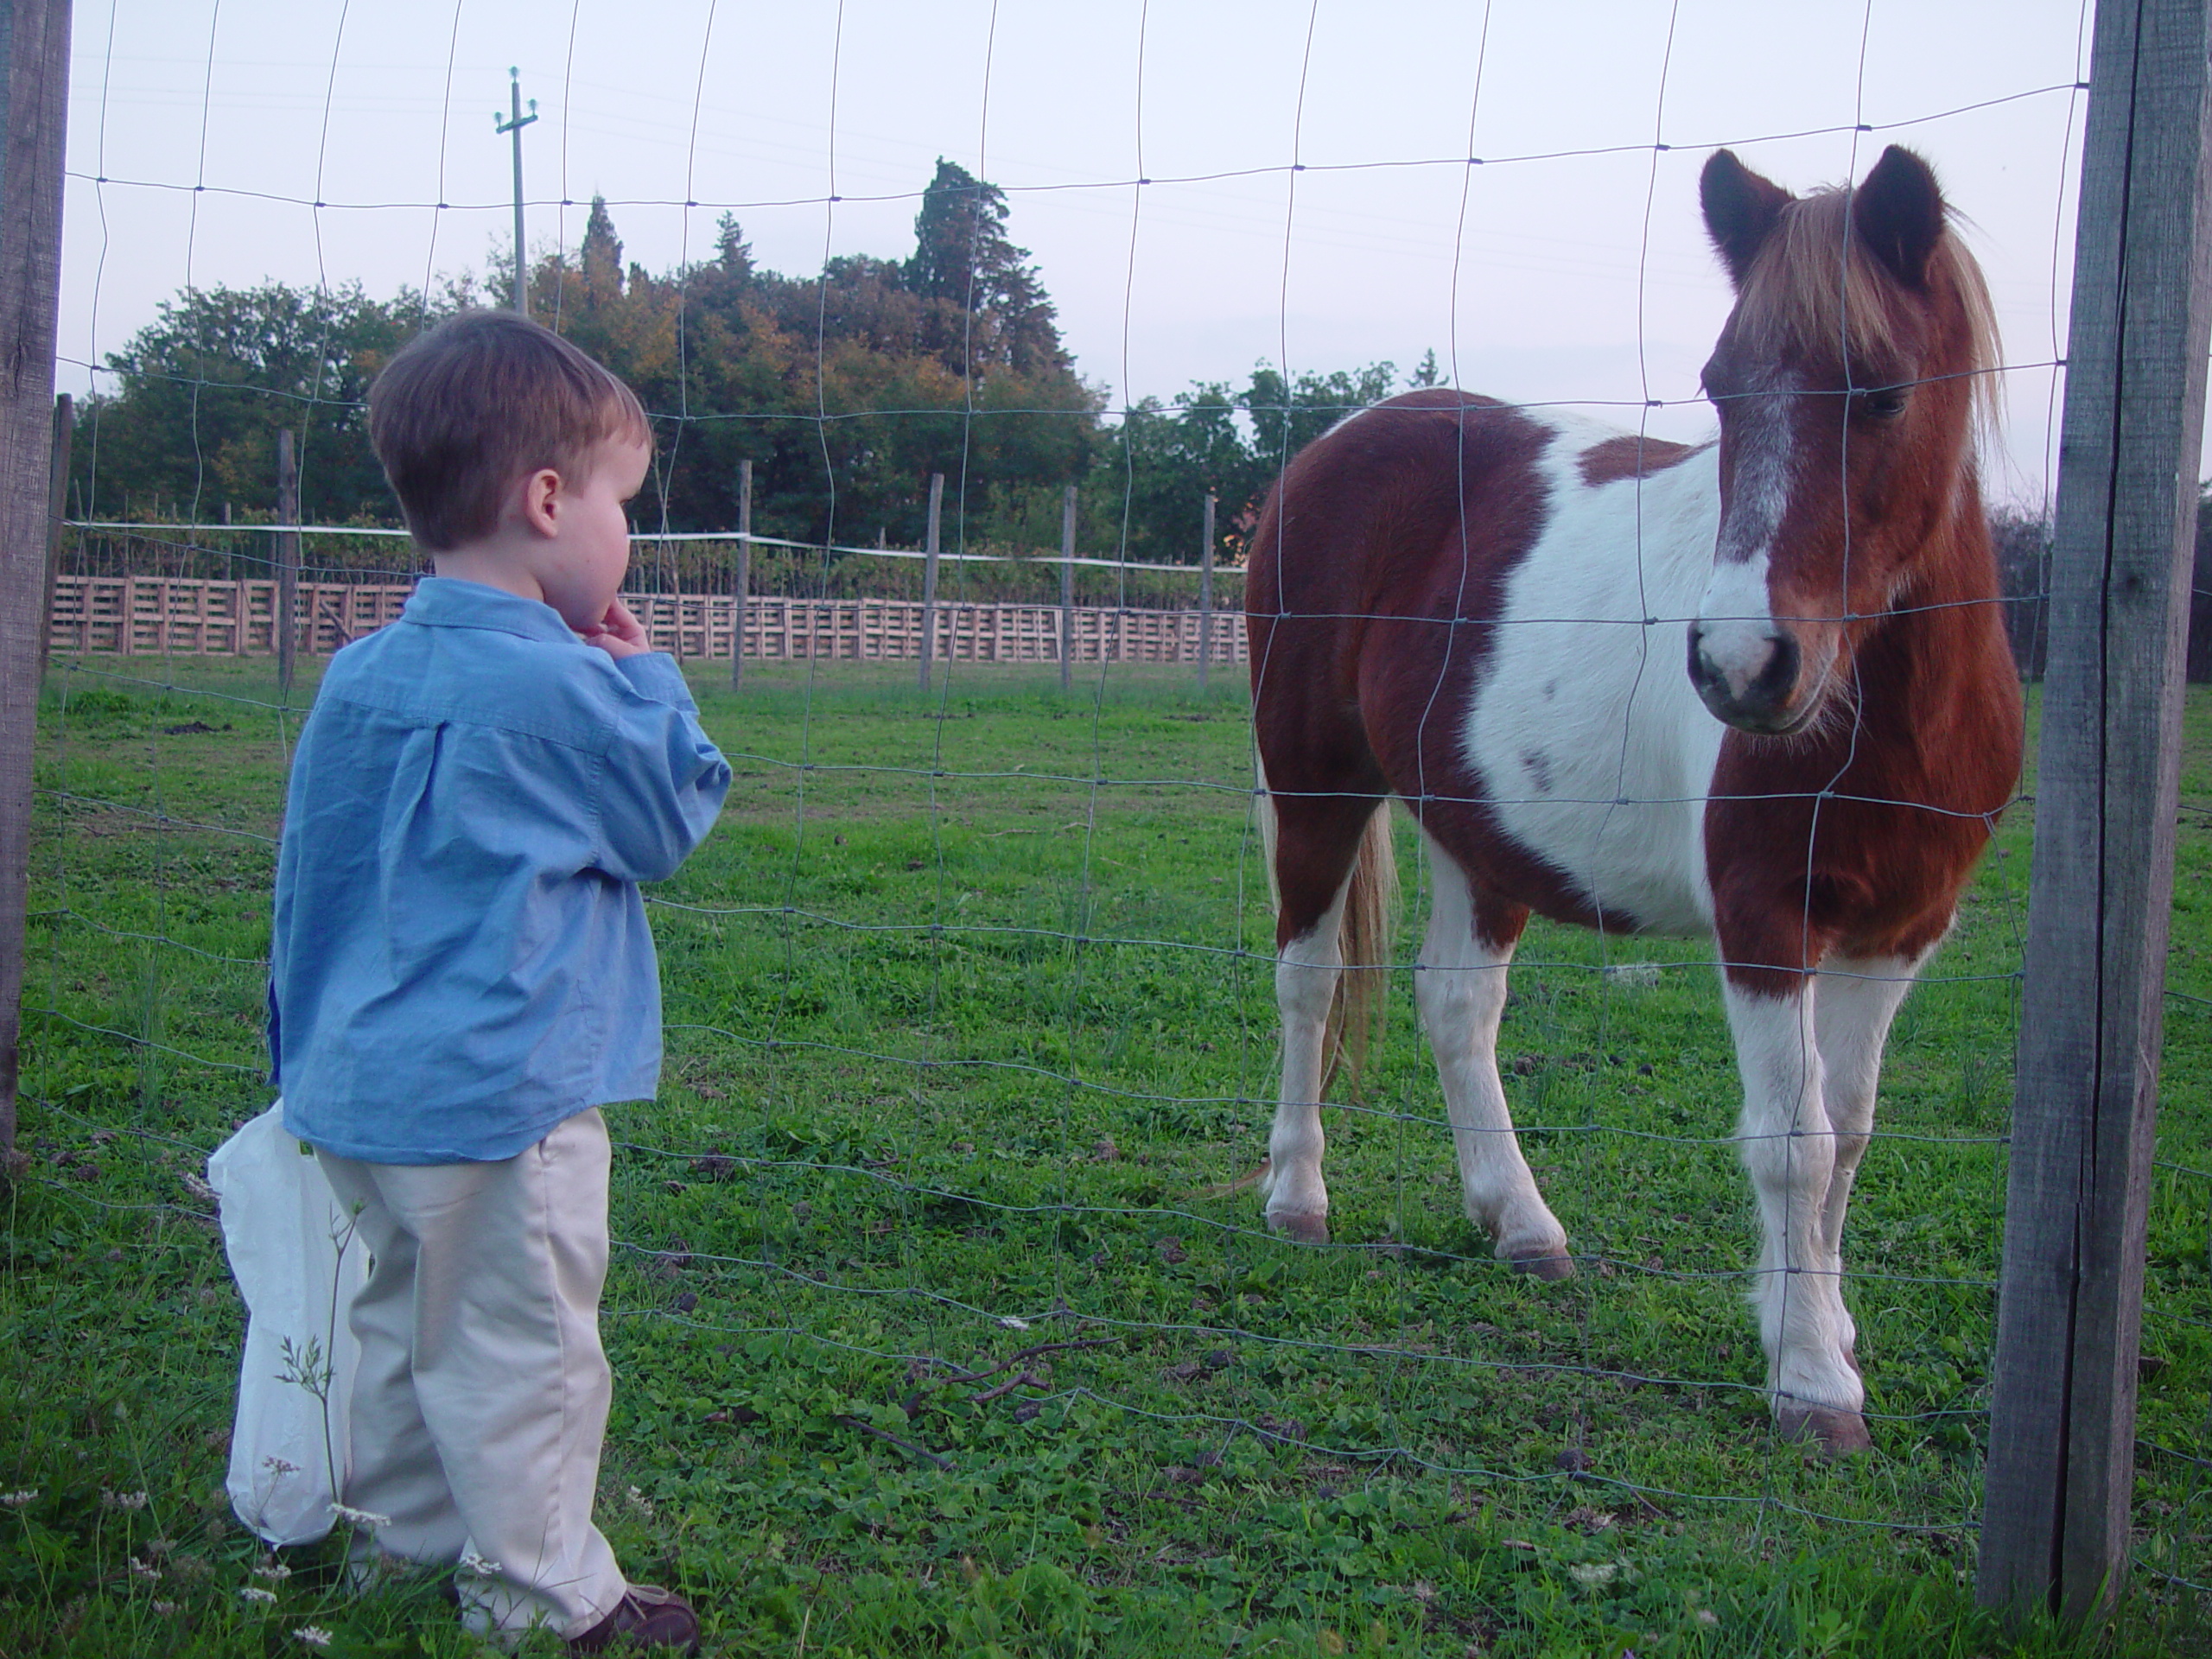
[4,657,2211,1657]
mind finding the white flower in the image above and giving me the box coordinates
[999,1316,1030,1332]
[253,1561,293,1581]
[102,1489,150,1511]
[293,1628,333,1648]
[0,1491,35,1509]
[240,1586,279,1605]
[328,1501,391,1527]
[458,1547,502,1577]
[128,1556,162,1581]
[150,1600,179,1616]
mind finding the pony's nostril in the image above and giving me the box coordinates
[1747,632,1800,709]
[1686,624,1715,693]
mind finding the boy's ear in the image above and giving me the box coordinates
[517,467,563,539]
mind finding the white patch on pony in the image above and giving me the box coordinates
[1695,370,1798,697]
[1261,868,1352,1235]
[1694,552,1778,702]
[1416,833,1568,1266]
[1726,982,1862,1418]
[1462,411,1724,936]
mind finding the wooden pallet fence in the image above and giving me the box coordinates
[46,576,1250,665]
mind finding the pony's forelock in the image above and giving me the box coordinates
[1732,184,2002,442]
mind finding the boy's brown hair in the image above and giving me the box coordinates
[369,310,651,551]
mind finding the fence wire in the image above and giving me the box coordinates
[18,1,2212,1650]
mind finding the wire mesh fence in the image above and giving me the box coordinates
[10,1,2212,1653]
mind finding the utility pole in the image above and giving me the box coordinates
[494,67,538,316]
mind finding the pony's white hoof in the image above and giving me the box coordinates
[1507,1245,1575,1281]
[1775,1402,1872,1457]
[1268,1209,1332,1245]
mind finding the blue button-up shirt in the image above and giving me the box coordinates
[271,579,731,1163]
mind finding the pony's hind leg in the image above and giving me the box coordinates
[1724,978,1866,1452]
[1416,835,1571,1277]
[1256,786,1385,1246]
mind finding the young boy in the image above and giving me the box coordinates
[269,310,730,1651]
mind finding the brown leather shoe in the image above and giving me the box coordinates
[566,1585,701,1654]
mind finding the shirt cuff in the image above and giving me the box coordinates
[613,652,696,709]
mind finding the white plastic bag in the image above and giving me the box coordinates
[207,1103,368,1546]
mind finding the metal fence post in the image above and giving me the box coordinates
[731,457,752,689]
[1977,0,2212,1624]
[37,391,67,683]
[1198,492,1216,693]
[918,471,943,691]
[0,0,73,1163]
[276,429,300,694]
[1059,484,1076,692]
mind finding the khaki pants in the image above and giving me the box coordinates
[316,1109,627,1639]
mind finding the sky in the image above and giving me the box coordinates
[58,0,2098,512]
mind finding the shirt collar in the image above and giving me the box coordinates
[401,577,582,645]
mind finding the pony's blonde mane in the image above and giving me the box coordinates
[1732,184,2002,434]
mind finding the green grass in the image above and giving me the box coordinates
[4,652,2211,1657]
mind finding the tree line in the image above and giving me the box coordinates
[67,159,1437,581]
[75,153,2212,677]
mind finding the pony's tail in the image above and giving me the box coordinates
[1324,803,1397,1096]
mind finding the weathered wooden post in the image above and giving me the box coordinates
[1198,491,1216,694]
[0,0,73,1163]
[37,391,67,683]
[730,458,752,689]
[276,428,300,694]
[1059,484,1076,693]
[918,471,943,692]
[1978,0,2212,1625]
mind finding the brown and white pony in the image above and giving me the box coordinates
[1244,146,2021,1452]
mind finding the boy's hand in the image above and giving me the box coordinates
[580,599,652,660]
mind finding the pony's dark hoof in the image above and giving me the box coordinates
[1775,1403,1872,1457]
[1268,1210,1332,1245]
[1508,1248,1575,1281]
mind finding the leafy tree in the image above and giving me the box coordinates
[71,281,423,525]
[906,159,1069,378]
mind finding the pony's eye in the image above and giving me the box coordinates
[1853,386,1910,420]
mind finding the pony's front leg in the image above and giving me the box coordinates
[1810,953,1925,1381]
[1260,878,1351,1245]
[1416,842,1570,1276]
[1724,978,1867,1452]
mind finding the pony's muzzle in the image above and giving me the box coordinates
[1688,620,1804,733]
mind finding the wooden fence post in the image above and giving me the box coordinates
[1977,0,2212,1624]
[918,471,943,693]
[1198,492,1216,692]
[0,0,72,1164]
[36,391,67,683]
[1059,484,1077,690]
[731,458,752,689]
[276,429,300,694]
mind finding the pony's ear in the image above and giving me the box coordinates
[1852,145,1947,289]
[1700,149,1792,287]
